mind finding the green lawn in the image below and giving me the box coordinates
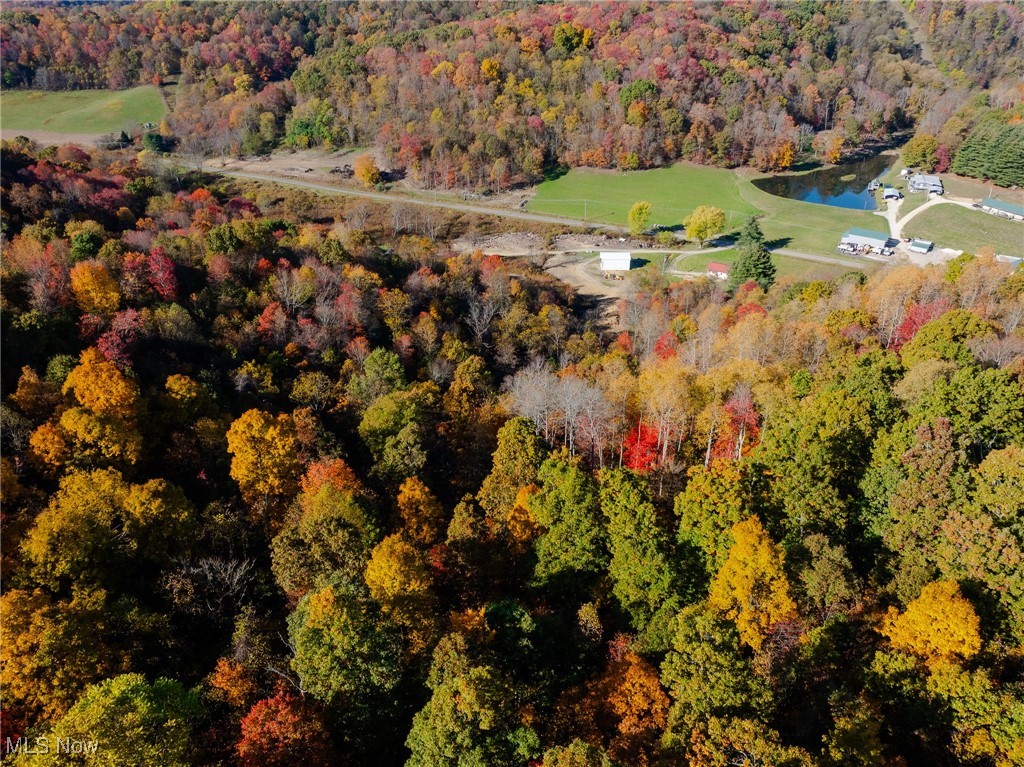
[667,248,864,282]
[530,163,756,228]
[0,87,165,134]
[903,205,1024,257]
[941,175,1024,206]
[528,163,883,255]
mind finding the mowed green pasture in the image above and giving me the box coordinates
[903,205,1024,257]
[528,163,885,255]
[0,87,165,134]
[667,249,869,282]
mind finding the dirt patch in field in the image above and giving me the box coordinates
[208,147,380,180]
[451,231,655,256]
[0,129,106,146]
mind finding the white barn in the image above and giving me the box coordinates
[599,251,632,271]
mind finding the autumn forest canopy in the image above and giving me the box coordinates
[2,121,1024,764]
[2,2,1024,767]
[1,0,1023,187]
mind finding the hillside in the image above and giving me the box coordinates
[2,126,1024,766]
[2,2,1022,188]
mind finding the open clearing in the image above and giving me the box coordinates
[0,86,165,135]
[527,163,884,256]
[903,205,1024,257]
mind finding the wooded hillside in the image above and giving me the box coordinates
[2,137,1023,766]
[2,1,1021,187]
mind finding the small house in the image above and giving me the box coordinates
[839,227,892,253]
[599,251,632,272]
[908,174,943,194]
[979,199,1024,221]
[908,239,933,254]
[882,187,901,201]
[706,261,730,280]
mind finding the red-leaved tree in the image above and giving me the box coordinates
[237,690,335,767]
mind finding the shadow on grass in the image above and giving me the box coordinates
[766,236,793,250]
[543,164,570,182]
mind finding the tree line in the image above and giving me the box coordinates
[3,2,1021,188]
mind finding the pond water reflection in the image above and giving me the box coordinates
[753,154,895,210]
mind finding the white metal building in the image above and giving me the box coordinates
[839,228,892,252]
[599,251,632,271]
[908,239,933,254]
[980,199,1024,221]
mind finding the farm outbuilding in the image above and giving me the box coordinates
[882,187,901,201]
[706,262,730,280]
[599,251,632,271]
[979,199,1024,221]
[909,239,933,254]
[839,227,893,254]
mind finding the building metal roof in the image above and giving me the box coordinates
[982,198,1024,217]
[845,227,891,242]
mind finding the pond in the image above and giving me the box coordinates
[752,154,895,211]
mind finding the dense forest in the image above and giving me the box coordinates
[2,1,1022,187]
[2,130,1024,766]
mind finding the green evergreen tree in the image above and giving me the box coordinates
[728,216,775,291]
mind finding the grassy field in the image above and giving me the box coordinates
[528,163,884,255]
[0,87,165,134]
[903,206,1024,257]
[666,249,869,282]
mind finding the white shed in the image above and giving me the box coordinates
[599,251,632,271]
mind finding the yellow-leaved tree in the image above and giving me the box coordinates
[708,515,797,651]
[225,409,301,504]
[881,580,981,666]
[365,533,438,653]
[29,348,143,470]
[396,476,446,546]
[69,260,121,316]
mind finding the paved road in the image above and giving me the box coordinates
[221,170,629,232]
